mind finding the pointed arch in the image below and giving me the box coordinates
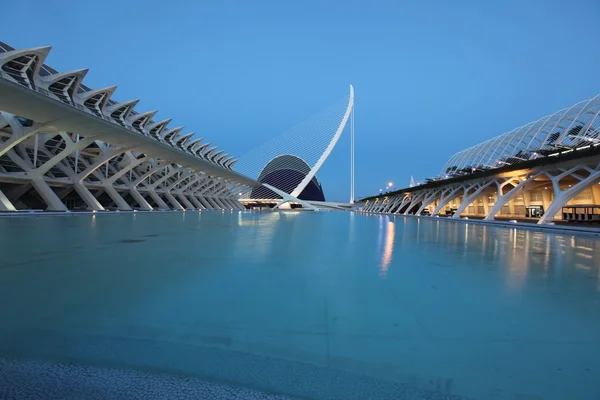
[175,132,194,149]
[127,110,157,133]
[202,146,218,160]
[210,150,224,163]
[147,118,172,140]
[160,126,183,141]
[216,153,229,167]
[105,99,139,126]
[76,86,117,116]
[0,46,51,90]
[39,68,88,105]
[186,138,202,153]
[195,142,210,157]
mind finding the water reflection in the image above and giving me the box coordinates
[379,217,396,277]
[410,219,600,293]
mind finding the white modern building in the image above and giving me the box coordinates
[0,41,258,212]
[360,94,600,224]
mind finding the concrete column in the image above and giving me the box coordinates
[104,186,132,211]
[4,183,32,205]
[73,183,105,211]
[216,198,230,209]
[205,197,221,209]
[204,197,219,209]
[129,188,153,210]
[197,197,213,209]
[176,193,195,210]
[224,199,240,209]
[164,192,184,210]
[219,198,232,209]
[186,195,205,209]
[148,191,170,210]
[0,189,16,211]
[31,178,68,211]
[214,198,230,209]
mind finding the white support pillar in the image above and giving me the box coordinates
[236,199,247,210]
[219,198,234,209]
[196,197,214,209]
[105,186,132,211]
[176,193,195,210]
[148,191,171,210]
[73,183,105,211]
[377,198,389,212]
[452,181,496,219]
[227,198,243,210]
[208,197,224,209]
[432,186,463,216]
[0,189,16,211]
[204,197,220,209]
[538,164,600,224]
[186,194,205,209]
[369,200,381,212]
[416,190,441,215]
[164,192,184,210]
[484,176,531,220]
[2,183,32,206]
[366,199,379,212]
[369,199,381,212]
[404,192,426,215]
[214,198,231,209]
[382,196,400,213]
[129,188,153,210]
[31,178,68,211]
[389,197,403,213]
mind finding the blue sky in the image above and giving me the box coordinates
[4,0,600,201]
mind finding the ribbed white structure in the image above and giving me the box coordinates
[440,95,600,178]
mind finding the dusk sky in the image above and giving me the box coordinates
[4,0,600,201]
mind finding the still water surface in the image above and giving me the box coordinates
[0,211,599,399]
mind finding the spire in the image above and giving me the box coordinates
[409,176,415,187]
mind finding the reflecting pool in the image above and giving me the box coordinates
[0,211,599,400]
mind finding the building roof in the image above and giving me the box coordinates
[439,95,600,179]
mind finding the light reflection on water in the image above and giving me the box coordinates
[386,215,600,293]
[0,212,599,400]
[379,217,395,276]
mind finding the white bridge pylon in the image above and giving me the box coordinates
[236,85,355,209]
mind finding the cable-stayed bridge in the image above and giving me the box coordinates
[235,86,355,211]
